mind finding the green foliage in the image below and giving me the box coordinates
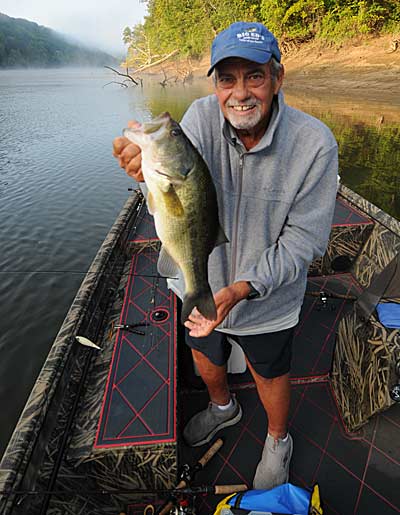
[124,0,400,61]
[260,0,325,39]
[126,0,260,63]
[0,13,118,68]
[318,1,399,41]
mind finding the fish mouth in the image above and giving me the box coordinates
[123,112,172,146]
[133,112,172,136]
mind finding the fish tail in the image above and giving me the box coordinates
[181,289,217,324]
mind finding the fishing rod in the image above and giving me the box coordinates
[1,439,247,514]
[305,290,357,301]
[156,438,228,515]
[0,484,248,498]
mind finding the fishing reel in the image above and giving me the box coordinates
[316,291,336,312]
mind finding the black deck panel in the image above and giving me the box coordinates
[179,384,400,515]
[333,197,373,226]
[180,273,362,390]
[292,273,362,379]
[96,246,177,448]
[129,204,158,241]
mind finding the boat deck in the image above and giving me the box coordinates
[102,195,400,514]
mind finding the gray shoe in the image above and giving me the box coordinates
[253,433,293,490]
[183,396,242,447]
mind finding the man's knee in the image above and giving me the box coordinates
[192,348,226,375]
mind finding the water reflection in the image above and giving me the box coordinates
[126,78,213,122]
[290,104,400,220]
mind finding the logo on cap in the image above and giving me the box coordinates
[236,28,265,44]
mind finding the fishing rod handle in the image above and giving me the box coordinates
[171,438,225,490]
[197,438,223,467]
[175,479,187,490]
[214,484,248,495]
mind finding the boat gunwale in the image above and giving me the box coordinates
[0,191,143,507]
[339,183,400,237]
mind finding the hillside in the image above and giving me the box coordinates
[0,13,118,68]
[149,34,399,120]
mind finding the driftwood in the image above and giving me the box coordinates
[105,50,179,88]
[159,69,175,88]
[132,50,179,74]
[103,66,139,87]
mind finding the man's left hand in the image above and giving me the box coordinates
[184,281,251,337]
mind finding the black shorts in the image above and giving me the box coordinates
[184,326,295,379]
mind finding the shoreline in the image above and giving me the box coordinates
[146,34,400,118]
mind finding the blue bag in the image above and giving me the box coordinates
[214,483,322,515]
[376,302,400,329]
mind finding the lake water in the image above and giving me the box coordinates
[0,67,399,458]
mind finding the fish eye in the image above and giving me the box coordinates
[170,128,182,136]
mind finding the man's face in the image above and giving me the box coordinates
[214,58,283,131]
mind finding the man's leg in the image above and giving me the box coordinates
[246,359,290,439]
[191,348,230,405]
[182,344,242,447]
[236,329,294,489]
[248,359,293,488]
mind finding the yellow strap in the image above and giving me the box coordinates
[310,484,323,515]
[213,493,237,515]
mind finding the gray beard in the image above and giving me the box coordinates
[226,105,263,130]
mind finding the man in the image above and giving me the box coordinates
[113,22,338,489]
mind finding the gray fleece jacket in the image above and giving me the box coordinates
[168,91,338,332]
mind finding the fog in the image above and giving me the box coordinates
[0,0,148,56]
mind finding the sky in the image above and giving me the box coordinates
[0,0,148,56]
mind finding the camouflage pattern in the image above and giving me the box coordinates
[339,184,400,288]
[0,191,177,515]
[309,223,374,276]
[331,309,400,432]
[331,184,400,432]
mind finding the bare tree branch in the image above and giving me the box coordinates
[104,66,139,85]
[133,50,179,74]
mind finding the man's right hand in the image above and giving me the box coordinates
[112,120,144,182]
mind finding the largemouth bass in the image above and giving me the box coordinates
[124,112,227,324]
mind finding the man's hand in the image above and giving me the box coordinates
[184,281,251,337]
[112,120,144,182]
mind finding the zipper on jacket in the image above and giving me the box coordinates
[224,149,245,329]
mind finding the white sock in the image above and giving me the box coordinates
[268,432,289,442]
[216,398,233,411]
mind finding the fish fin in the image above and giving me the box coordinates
[162,184,184,217]
[181,289,217,324]
[215,224,229,247]
[147,191,156,215]
[158,246,180,278]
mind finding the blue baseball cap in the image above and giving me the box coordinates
[207,22,281,76]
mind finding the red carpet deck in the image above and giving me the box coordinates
[96,245,177,448]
